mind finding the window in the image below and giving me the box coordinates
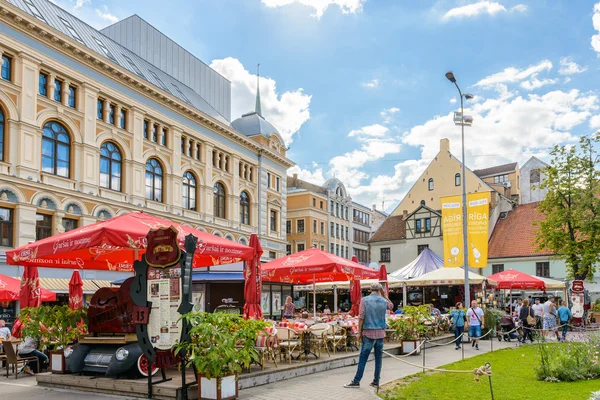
[24,0,46,22]
[108,104,116,125]
[530,169,540,184]
[336,223,339,238]
[297,219,305,233]
[99,142,122,191]
[330,222,334,237]
[276,177,280,191]
[0,108,4,161]
[417,244,429,255]
[59,16,84,44]
[313,220,317,233]
[172,84,192,105]
[320,222,325,235]
[240,191,250,225]
[148,70,170,93]
[270,210,278,232]
[0,207,13,247]
[119,109,127,129]
[286,220,292,234]
[122,54,145,77]
[321,245,325,251]
[425,218,431,232]
[62,218,78,232]
[494,174,509,184]
[97,99,104,120]
[144,120,150,139]
[182,171,197,210]
[330,200,334,214]
[336,244,339,256]
[36,213,52,241]
[354,249,368,264]
[54,79,62,102]
[39,72,48,96]
[68,86,76,108]
[153,124,158,143]
[345,247,349,259]
[286,245,291,255]
[330,243,334,254]
[267,172,271,188]
[336,203,339,217]
[346,226,349,239]
[353,229,369,244]
[536,262,550,278]
[353,209,370,226]
[297,243,305,252]
[163,128,168,146]
[455,173,461,186]
[213,182,226,219]
[94,37,117,62]
[0,56,10,81]
[145,158,163,202]
[428,178,434,191]
[320,201,323,209]
[312,198,316,207]
[42,121,71,178]
[416,219,421,233]
[269,251,276,259]
[341,225,344,239]
[492,264,504,274]
[345,208,348,220]
[380,247,391,262]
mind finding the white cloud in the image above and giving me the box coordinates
[95,8,119,24]
[442,1,526,21]
[559,57,587,75]
[74,0,90,9]
[380,107,400,124]
[520,74,558,91]
[348,123,389,137]
[589,115,600,129]
[592,3,600,55]
[449,98,457,104]
[475,60,553,88]
[362,78,379,88]
[288,165,326,185]
[210,57,311,145]
[261,0,365,18]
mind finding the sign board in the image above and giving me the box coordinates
[147,267,182,350]
[146,226,181,269]
[572,280,584,293]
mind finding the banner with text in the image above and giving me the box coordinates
[441,195,463,268]
[466,192,490,268]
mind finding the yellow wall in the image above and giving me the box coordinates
[286,192,328,252]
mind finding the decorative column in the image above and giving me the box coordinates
[103,99,110,123]
[48,73,56,101]
[61,79,70,106]
[115,105,122,128]
[156,123,164,145]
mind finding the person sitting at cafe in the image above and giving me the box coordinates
[394,305,404,315]
[323,304,331,314]
[0,319,11,340]
[430,304,441,317]
[18,336,48,375]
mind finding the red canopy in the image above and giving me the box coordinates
[261,248,379,284]
[486,269,546,290]
[349,279,362,316]
[20,266,42,308]
[243,234,263,320]
[379,264,389,298]
[6,212,254,272]
[69,270,84,310]
[0,273,56,302]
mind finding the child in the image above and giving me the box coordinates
[557,300,572,341]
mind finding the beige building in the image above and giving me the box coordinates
[0,0,292,287]
[474,162,521,203]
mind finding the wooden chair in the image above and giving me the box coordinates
[327,325,347,354]
[2,341,39,379]
[253,328,278,370]
[275,327,299,364]
[309,323,330,357]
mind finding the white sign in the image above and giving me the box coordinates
[147,270,182,350]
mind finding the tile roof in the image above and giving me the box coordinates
[286,176,327,195]
[473,162,518,178]
[368,215,406,243]
[488,202,553,258]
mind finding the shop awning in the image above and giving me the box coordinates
[37,278,113,294]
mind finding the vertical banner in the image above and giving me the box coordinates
[441,195,463,267]
[467,192,490,268]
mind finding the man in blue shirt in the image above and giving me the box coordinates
[394,305,404,315]
[557,300,572,341]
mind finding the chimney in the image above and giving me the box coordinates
[372,204,377,211]
[402,210,408,219]
[440,138,450,153]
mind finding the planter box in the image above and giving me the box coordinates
[50,350,66,374]
[198,374,238,400]
[401,339,421,356]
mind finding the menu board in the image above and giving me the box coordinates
[147,268,182,350]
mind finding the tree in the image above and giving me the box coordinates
[535,134,600,281]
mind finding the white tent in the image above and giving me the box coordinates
[404,267,487,286]
[535,276,566,290]
[312,275,404,290]
[390,247,443,280]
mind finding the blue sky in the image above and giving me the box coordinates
[54,0,600,211]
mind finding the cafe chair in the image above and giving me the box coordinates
[327,325,347,354]
[254,328,278,370]
[2,341,39,379]
[309,323,330,357]
[275,327,299,364]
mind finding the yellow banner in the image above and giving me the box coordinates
[441,195,463,268]
[467,192,490,268]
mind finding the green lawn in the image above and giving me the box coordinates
[380,344,599,400]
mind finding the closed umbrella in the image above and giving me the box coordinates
[349,278,362,316]
[379,264,389,298]
[243,234,263,319]
[68,270,84,310]
[19,266,41,308]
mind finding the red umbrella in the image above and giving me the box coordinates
[379,264,389,298]
[351,255,359,263]
[0,273,55,302]
[6,212,254,271]
[243,234,263,320]
[349,278,362,316]
[69,270,84,310]
[486,269,545,290]
[20,266,42,308]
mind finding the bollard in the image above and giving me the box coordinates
[461,335,465,360]
[422,340,426,373]
[486,362,494,400]
[491,328,493,352]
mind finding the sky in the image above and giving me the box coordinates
[50,0,600,213]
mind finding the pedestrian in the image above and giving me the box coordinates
[449,302,466,350]
[557,300,572,341]
[344,283,393,389]
[18,336,48,375]
[531,298,543,329]
[0,319,11,340]
[542,294,560,341]
[518,299,535,343]
[283,296,295,320]
[515,298,523,316]
[466,300,484,350]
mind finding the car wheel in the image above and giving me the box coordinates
[137,354,158,377]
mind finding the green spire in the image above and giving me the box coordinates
[255,63,262,117]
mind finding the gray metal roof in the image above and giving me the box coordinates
[231,111,281,139]
[6,0,230,125]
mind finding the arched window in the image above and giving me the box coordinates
[182,171,197,210]
[240,191,250,225]
[42,121,71,178]
[0,107,4,161]
[428,178,434,191]
[239,237,247,246]
[145,158,163,202]
[214,182,226,219]
[455,173,461,187]
[100,142,122,191]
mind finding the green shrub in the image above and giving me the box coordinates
[482,308,503,340]
[535,336,600,382]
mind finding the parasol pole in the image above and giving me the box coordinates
[403,283,407,308]
[333,285,338,313]
[313,273,317,319]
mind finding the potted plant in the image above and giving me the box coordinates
[174,312,268,400]
[20,305,88,373]
[388,305,430,355]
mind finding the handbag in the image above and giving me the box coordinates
[526,307,536,326]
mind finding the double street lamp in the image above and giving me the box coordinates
[445,71,474,306]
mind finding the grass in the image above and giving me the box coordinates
[380,344,599,400]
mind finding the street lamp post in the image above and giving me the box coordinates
[445,71,474,306]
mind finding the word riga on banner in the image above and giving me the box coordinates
[441,192,490,268]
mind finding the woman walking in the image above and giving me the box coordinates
[518,299,535,343]
[449,302,466,350]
